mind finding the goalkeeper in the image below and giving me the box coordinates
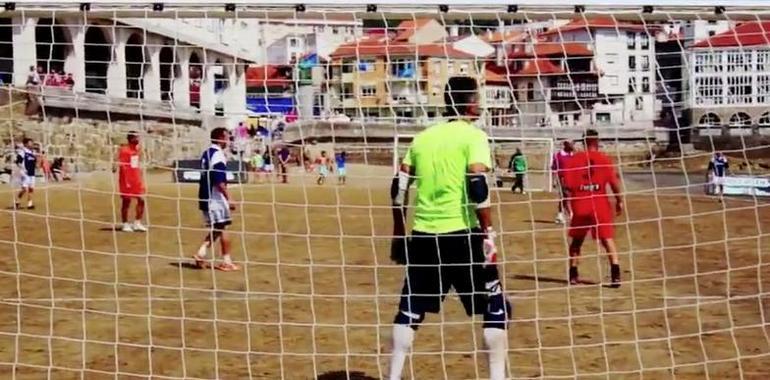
[387,77,510,380]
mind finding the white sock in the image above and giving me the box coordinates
[484,328,507,380]
[222,254,233,265]
[197,242,209,258]
[27,201,33,207]
[388,324,414,380]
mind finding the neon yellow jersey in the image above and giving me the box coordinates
[402,120,491,234]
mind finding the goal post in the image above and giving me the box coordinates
[393,133,555,192]
[2,2,770,380]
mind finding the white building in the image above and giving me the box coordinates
[511,17,658,128]
[689,21,770,135]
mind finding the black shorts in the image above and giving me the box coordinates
[398,229,501,317]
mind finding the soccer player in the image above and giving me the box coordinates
[707,152,729,202]
[115,132,147,232]
[562,130,623,287]
[316,150,332,185]
[388,77,510,380]
[335,151,347,185]
[15,137,37,210]
[508,148,527,194]
[552,140,574,224]
[192,127,239,272]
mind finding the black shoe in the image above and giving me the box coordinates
[27,205,35,210]
[610,264,621,288]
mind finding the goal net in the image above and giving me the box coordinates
[394,134,555,192]
[1,1,769,379]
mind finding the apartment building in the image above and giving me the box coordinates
[688,21,770,135]
[326,19,485,123]
[506,17,658,128]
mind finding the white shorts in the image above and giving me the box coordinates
[264,164,274,172]
[711,175,726,185]
[20,174,35,189]
[202,208,231,227]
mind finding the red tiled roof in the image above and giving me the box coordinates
[691,21,770,48]
[509,41,593,58]
[541,16,649,36]
[330,40,475,59]
[511,58,565,76]
[485,64,509,84]
[393,19,434,42]
[246,65,292,88]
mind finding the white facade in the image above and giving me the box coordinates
[545,28,657,127]
[683,20,732,45]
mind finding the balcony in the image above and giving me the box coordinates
[550,79,598,100]
[389,94,429,105]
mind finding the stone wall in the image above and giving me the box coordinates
[6,118,209,171]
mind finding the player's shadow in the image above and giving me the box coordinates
[169,262,205,270]
[524,219,560,225]
[513,274,598,286]
[99,227,122,231]
[316,371,377,380]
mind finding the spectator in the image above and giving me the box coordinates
[262,147,274,176]
[509,148,528,194]
[26,66,41,86]
[335,151,347,185]
[39,150,54,182]
[63,73,75,90]
[51,157,70,181]
[277,145,291,184]
[249,149,265,184]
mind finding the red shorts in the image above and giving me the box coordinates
[568,208,614,240]
[119,181,145,197]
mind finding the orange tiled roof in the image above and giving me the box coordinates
[511,58,565,76]
[691,21,770,48]
[485,64,510,84]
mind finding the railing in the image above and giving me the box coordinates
[39,87,202,122]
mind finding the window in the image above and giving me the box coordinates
[709,30,716,37]
[459,63,469,74]
[699,113,720,126]
[527,82,534,101]
[358,59,375,72]
[642,77,650,92]
[360,85,376,97]
[758,112,770,126]
[342,84,354,99]
[627,32,635,49]
[390,59,415,78]
[289,37,299,48]
[342,59,355,74]
[628,77,637,93]
[729,112,751,127]
[757,51,770,72]
[641,56,650,70]
[635,96,644,111]
[640,34,649,50]
[432,61,442,75]
[757,75,770,103]
[726,51,752,72]
[597,112,611,124]
[447,61,454,74]
[606,53,618,65]
[695,52,722,73]
[695,76,724,105]
[607,75,619,86]
[629,56,636,70]
[726,75,752,104]
[332,27,339,35]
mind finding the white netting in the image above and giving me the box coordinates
[0,2,769,379]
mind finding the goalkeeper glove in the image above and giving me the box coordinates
[482,228,498,268]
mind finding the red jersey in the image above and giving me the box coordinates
[118,144,145,195]
[563,150,616,216]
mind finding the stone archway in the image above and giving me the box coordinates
[159,46,178,101]
[125,33,146,99]
[188,51,202,108]
[35,18,71,74]
[84,26,111,94]
[0,19,12,83]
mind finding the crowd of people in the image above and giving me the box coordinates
[244,144,347,186]
[27,65,75,89]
